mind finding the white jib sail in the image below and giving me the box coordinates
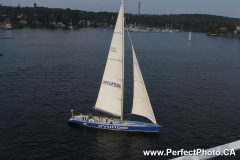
[131,46,157,124]
[95,2,124,117]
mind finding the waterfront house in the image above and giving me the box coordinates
[79,20,86,25]
[1,14,7,17]
[33,12,38,17]
[19,19,27,24]
[17,14,27,19]
[220,27,228,31]
[236,24,240,32]
[79,20,91,26]
[57,22,63,26]
[87,20,90,26]
[4,18,11,24]
[57,22,65,27]
[17,14,22,19]
[97,22,108,28]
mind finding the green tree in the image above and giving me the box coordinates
[48,14,57,22]
[29,22,37,28]
[28,14,33,23]
[17,22,24,29]
[47,24,55,29]
[37,22,44,28]
[61,14,71,25]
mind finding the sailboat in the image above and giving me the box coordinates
[188,30,191,41]
[68,1,161,132]
[69,19,73,29]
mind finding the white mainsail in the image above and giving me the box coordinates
[131,46,157,124]
[188,30,191,41]
[95,2,124,117]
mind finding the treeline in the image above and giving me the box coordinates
[127,14,240,34]
[0,5,118,28]
[0,5,240,33]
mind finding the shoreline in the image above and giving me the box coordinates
[1,28,240,39]
[207,33,240,38]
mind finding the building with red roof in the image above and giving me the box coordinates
[19,20,27,24]
[32,20,38,24]
[220,27,228,31]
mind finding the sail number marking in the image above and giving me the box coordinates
[111,47,117,53]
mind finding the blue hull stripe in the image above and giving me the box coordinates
[68,119,161,132]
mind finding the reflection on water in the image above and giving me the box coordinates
[68,122,159,159]
[95,131,126,159]
[0,29,240,159]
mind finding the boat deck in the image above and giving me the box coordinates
[71,115,157,126]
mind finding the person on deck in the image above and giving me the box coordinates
[89,114,93,119]
[98,117,101,122]
[106,117,108,123]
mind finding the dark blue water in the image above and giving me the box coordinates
[0,29,239,160]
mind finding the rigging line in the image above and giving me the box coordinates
[125,21,134,47]
[90,109,95,115]
[127,113,132,120]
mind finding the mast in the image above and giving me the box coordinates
[121,0,124,123]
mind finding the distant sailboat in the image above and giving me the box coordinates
[68,1,161,132]
[188,30,191,41]
[69,19,73,29]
